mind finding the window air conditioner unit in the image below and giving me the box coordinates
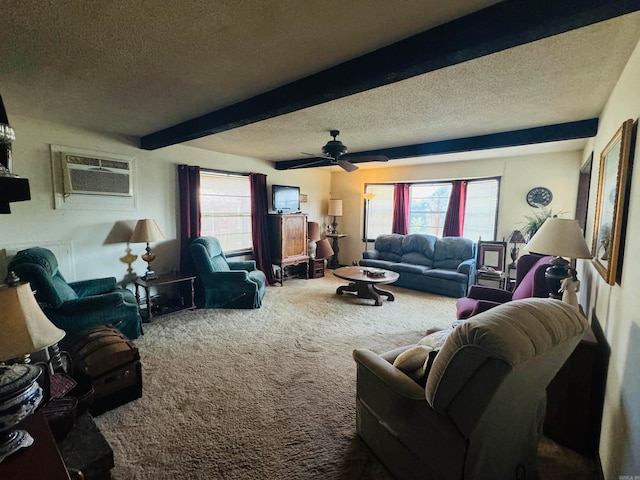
[62,154,133,197]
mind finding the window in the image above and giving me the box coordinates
[366,184,394,239]
[365,178,499,240]
[409,183,452,236]
[463,179,499,241]
[200,171,252,254]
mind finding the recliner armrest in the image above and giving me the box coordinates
[353,348,425,400]
[457,258,475,275]
[57,291,130,313]
[466,285,513,303]
[228,260,257,271]
[69,277,118,297]
[362,250,380,260]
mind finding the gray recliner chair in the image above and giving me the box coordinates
[353,298,587,480]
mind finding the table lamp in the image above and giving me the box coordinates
[506,229,526,268]
[0,274,66,462]
[130,218,165,280]
[524,217,592,299]
[307,222,321,259]
[327,199,343,234]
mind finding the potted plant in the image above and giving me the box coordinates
[521,208,554,241]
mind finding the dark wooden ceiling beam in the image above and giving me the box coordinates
[140,0,636,150]
[274,119,599,170]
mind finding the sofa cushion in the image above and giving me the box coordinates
[433,237,475,269]
[374,234,404,262]
[423,269,467,282]
[359,259,400,271]
[401,234,436,265]
[388,262,431,275]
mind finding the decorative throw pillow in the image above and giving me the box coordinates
[393,345,434,384]
[418,327,453,349]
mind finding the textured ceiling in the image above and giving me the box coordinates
[2,1,640,169]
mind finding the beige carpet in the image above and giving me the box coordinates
[95,274,598,479]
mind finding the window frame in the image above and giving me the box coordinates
[364,177,501,241]
[199,168,253,257]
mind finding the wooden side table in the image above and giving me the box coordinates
[309,258,325,279]
[133,272,196,320]
[545,327,603,456]
[325,233,347,269]
[0,411,70,480]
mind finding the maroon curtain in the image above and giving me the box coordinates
[178,164,201,274]
[443,180,467,237]
[392,183,410,234]
[249,173,276,285]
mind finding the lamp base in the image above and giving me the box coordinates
[0,429,34,463]
[545,257,571,299]
[143,270,157,280]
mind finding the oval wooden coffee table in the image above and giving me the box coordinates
[333,266,399,306]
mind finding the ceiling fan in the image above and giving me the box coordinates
[297,130,389,172]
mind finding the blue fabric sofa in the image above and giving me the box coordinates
[359,234,476,298]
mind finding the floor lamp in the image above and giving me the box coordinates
[362,193,374,253]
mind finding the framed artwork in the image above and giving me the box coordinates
[477,240,507,271]
[592,119,635,285]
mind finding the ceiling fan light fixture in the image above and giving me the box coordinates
[321,130,348,159]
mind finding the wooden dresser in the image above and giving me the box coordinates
[267,213,309,285]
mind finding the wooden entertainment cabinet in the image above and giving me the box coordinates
[267,213,309,285]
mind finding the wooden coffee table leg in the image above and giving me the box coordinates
[372,284,395,302]
[337,281,393,306]
[337,282,359,296]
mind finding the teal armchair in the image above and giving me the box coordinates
[8,247,142,339]
[190,236,266,309]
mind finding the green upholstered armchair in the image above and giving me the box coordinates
[190,236,266,309]
[7,247,142,339]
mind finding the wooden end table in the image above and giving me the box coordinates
[133,272,196,320]
[333,266,399,306]
[325,233,346,269]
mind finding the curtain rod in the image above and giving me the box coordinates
[200,167,251,177]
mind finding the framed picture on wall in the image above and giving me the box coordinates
[592,119,636,285]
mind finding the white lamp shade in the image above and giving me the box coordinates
[362,193,375,201]
[328,199,343,217]
[525,217,592,259]
[0,282,66,362]
[130,218,165,243]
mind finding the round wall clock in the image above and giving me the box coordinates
[526,187,553,207]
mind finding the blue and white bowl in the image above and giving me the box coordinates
[0,364,43,433]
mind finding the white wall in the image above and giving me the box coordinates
[329,151,582,266]
[579,38,640,479]
[1,116,330,283]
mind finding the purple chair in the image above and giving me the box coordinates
[456,254,554,320]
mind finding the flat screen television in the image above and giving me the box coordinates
[272,184,300,213]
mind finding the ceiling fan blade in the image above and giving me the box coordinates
[343,153,389,163]
[289,158,330,169]
[301,152,333,160]
[337,159,358,172]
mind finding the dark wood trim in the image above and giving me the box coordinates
[576,153,593,233]
[140,1,633,150]
[275,120,598,170]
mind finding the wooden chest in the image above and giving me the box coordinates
[62,326,142,416]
